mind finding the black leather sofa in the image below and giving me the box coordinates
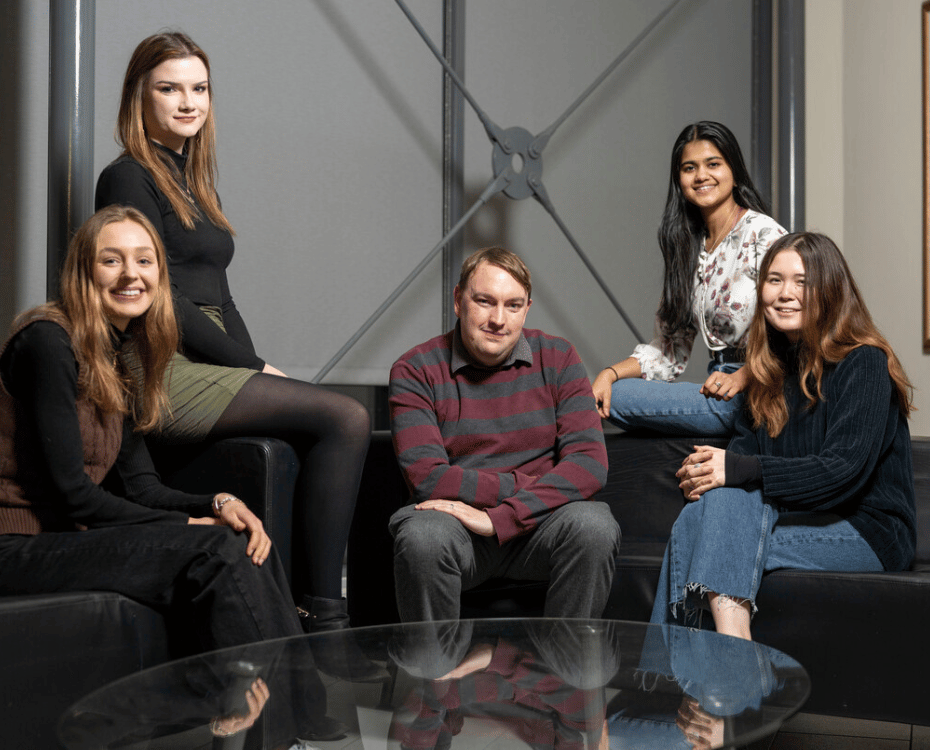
[348,430,930,727]
[0,436,299,750]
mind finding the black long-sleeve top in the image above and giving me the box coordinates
[727,341,916,572]
[95,146,264,370]
[0,321,212,529]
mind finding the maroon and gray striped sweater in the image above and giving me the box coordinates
[389,326,608,544]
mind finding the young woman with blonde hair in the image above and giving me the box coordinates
[96,33,378,678]
[0,205,302,651]
[652,232,916,640]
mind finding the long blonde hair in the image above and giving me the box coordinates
[115,31,233,234]
[15,206,179,430]
[745,232,913,437]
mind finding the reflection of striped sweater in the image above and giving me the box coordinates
[390,639,599,750]
[389,326,607,544]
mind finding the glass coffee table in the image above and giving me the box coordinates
[59,618,809,750]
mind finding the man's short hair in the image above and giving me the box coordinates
[458,247,532,299]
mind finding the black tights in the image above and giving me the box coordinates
[210,373,370,600]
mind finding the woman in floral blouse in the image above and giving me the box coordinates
[592,121,786,435]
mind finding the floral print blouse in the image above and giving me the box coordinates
[632,210,787,381]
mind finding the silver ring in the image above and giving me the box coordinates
[714,380,722,387]
[694,462,701,468]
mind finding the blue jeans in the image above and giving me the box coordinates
[608,362,743,436]
[650,486,883,627]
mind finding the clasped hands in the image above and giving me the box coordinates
[677,445,726,501]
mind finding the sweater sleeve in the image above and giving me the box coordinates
[389,345,608,543]
[104,425,214,516]
[96,160,265,371]
[631,315,697,381]
[2,322,191,528]
[173,295,264,370]
[753,347,895,510]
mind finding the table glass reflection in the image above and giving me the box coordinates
[59,618,809,750]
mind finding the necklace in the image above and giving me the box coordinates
[705,203,742,252]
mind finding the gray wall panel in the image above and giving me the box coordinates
[8,1,754,387]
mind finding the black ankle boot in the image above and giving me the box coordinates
[298,596,389,683]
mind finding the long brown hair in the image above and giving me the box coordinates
[115,31,233,234]
[745,232,913,437]
[15,206,179,430]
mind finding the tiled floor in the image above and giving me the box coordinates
[767,713,930,750]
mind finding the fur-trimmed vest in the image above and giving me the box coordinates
[0,313,122,535]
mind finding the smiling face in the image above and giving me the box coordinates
[678,139,736,216]
[142,56,210,153]
[94,220,161,331]
[454,261,532,367]
[761,248,806,342]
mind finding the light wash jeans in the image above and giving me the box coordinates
[608,362,743,436]
[650,486,883,627]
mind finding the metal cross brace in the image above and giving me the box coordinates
[312,0,685,383]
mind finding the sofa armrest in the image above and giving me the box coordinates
[0,592,169,748]
[149,437,300,589]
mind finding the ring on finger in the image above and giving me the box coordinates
[714,380,722,387]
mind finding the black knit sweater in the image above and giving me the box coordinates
[728,341,916,572]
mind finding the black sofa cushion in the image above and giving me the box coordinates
[0,591,169,749]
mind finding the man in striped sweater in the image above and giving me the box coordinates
[388,247,621,622]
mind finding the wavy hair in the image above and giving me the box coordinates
[745,232,913,437]
[657,121,769,335]
[16,206,179,430]
[114,31,232,234]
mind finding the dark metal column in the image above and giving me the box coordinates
[47,0,95,298]
[777,0,805,232]
[441,0,465,330]
[751,0,774,209]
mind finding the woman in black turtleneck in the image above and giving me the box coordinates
[650,232,916,641]
[95,32,379,681]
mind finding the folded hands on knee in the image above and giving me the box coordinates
[676,446,726,501]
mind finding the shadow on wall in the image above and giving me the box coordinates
[0,1,22,336]
[464,187,513,252]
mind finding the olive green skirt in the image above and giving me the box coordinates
[124,306,257,442]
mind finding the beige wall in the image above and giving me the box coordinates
[806,0,930,436]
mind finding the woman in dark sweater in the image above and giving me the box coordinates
[651,232,916,640]
[0,205,303,651]
[95,32,377,678]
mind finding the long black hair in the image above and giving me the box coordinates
[656,121,769,335]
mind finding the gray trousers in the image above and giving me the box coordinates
[389,501,621,622]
